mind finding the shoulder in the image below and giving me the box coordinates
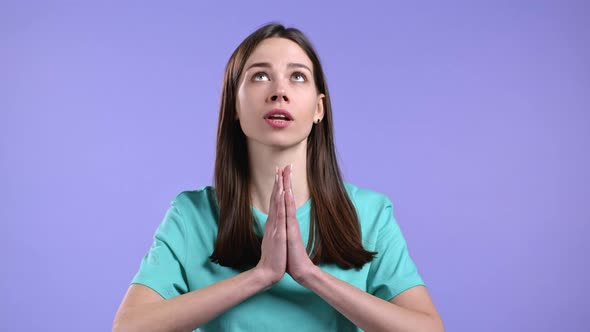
[171,186,219,227]
[342,182,399,246]
[169,186,218,216]
[343,181,394,215]
[166,186,219,241]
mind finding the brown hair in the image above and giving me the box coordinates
[210,22,376,270]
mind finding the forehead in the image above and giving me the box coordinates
[244,37,313,70]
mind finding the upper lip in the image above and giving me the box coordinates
[264,109,293,121]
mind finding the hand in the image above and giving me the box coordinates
[255,167,287,287]
[282,165,315,284]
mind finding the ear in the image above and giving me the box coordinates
[315,93,325,119]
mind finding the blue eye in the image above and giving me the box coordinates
[253,72,269,81]
[292,72,307,82]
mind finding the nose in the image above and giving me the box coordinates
[268,83,290,103]
[270,94,289,102]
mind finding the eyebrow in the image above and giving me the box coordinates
[245,62,313,73]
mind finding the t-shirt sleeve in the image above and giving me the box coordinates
[366,198,425,301]
[130,197,189,299]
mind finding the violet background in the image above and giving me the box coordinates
[1,1,588,331]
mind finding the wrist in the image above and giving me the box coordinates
[251,266,279,291]
[294,264,321,288]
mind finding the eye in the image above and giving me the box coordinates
[252,72,269,81]
[292,72,307,82]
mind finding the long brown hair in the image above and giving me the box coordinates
[210,23,376,270]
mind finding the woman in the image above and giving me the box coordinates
[113,23,444,332]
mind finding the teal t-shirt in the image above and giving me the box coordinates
[130,182,425,331]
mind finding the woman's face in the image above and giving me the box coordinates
[236,37,325,149]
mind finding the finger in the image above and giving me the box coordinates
[285,179,298,233]
[281,165,297,219]
[282,164,292,194]
[283,166,302,244]
[288,165,296,207]
[276,174,286,233]
[264,166,280,232]
[279,167,284,193]
[269,166,280,208]
[285,176,297,223]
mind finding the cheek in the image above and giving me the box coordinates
[236,89,263,135]
[301,94,319,117]
[236,88,247,112]
[237,86,264,112]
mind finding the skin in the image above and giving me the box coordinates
[113,37,444,332]
[235,37,324,216]
[239,37,445,331]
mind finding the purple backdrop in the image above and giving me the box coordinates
[1,1,588,331]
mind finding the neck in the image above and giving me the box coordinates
[247,139,310,215]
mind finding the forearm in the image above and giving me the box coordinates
[113,268,270,332]
[301,266,443,332]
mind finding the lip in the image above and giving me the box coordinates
[265,118,292,128]
[263,109,294,121]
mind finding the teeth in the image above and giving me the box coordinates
[269,114,288,120]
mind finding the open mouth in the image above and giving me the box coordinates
[265,115,292,121]
[265,116,292,128]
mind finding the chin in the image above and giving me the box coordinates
[248,136,303,150]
